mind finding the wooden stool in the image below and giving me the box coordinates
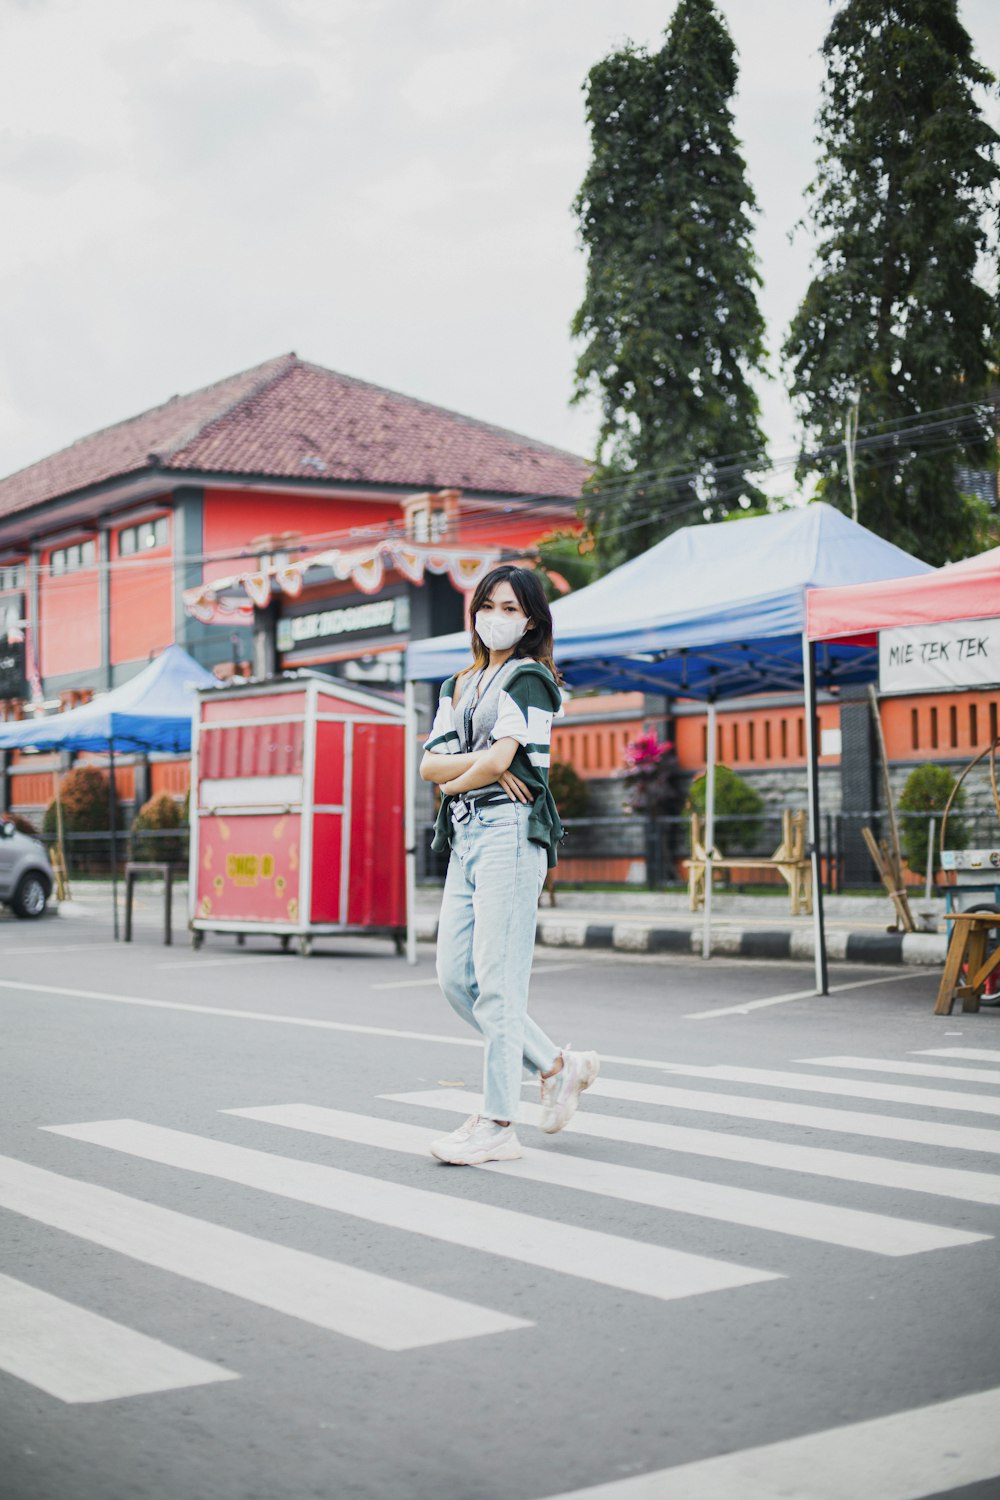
[934,911,1000,1015]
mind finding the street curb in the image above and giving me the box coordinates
[413,913,947,967]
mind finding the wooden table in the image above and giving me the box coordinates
[688,809,812,917]
[934,910,1000,1015]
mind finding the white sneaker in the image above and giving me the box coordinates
[429,1113,479,1153]
[539,1046,601,1134]
[431,1117,522,1165]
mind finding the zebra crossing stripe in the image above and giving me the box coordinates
[0,1271,239,1403]
[0,1154,527,1351]
[539,1385,1000,1500]
[44,1120,780,1305]
[914,1047,1000,1064]
[554,1078,1000,1154]
[644,1063,1000,1117]
[225,1104,989,1258]
[800,1055,1000,1086]
[387,1091,1000,1203]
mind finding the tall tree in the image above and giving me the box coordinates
[572,0,768,568]
[784,0,1000,565]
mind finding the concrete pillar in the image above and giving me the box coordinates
[839,684,878,884]
[98,522,112,690]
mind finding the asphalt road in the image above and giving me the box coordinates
[1,907,998,1500]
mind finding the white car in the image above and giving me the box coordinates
[0,819,54,918]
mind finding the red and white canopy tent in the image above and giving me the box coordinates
[805,543,1000,985]
[807,544,1000,645]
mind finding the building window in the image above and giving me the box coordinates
[731,724,740,761]
[780,719,788,758]
[797,717,805,758]
[717,724,723,761]
[991,703,998,744]
[764,721,772,759]
[748,722,756,760]
[930,706,939,749]
[49,540,96,574]
[581,735,589,770]
[949,703,958,749]
[911,708,919,750]
[970,704,978,746]
[0,563,26,591]
[119,516,168,556]
[701,724,707,761]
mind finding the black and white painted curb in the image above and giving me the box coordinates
[414,913,947,967]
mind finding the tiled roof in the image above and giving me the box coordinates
[0,354,588,520]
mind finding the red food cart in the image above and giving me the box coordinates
[189,675,407,955]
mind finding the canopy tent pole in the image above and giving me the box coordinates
[403,680,418,965]
[701,699,717,960]
[801,635,828,994]
[108,742,120,942]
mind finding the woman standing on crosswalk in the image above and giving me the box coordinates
[419,564,600,1166]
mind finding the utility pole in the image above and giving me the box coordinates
[844,395,860,524]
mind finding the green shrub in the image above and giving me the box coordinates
[687,765,764,855]
[548,761,589,819]
[131,792,187,865]
[42,766,120,836]
[898,763,967,876]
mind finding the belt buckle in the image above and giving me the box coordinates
[451,797,470,825]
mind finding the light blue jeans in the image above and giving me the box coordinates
[436,799,559,1123]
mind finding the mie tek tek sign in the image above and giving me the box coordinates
[878,618,1000,694]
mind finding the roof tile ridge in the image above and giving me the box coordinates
[153,353,299,464]
[288,359,589,465]
[0,353,298,488]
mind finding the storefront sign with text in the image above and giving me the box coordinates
[879,617,1000,693]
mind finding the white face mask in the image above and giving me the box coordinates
[475,610,529,652]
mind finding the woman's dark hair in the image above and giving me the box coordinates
[458,565,560,684]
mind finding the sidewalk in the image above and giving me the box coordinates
[414,887,948,967]
[57,879,949,967]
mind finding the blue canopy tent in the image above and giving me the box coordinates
[0,645,218,935]
[405,504,931,989]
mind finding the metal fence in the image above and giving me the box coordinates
[416,807,1000,892]
[28,807,1000,890]
[37,826,190,878]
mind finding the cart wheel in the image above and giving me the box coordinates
[191,931,204,950]
[280,934,291,953]
[298,936,312,958]
[393,931,405,956]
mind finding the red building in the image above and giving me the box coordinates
[0,353,587,815]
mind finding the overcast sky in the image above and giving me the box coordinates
[1,0,998,493]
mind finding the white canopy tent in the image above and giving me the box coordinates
[405,504,931,987]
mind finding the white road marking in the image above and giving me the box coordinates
[801,1055,1000,1086]
[45,1120,780,1305]
[0,1271,239,1403]
[0,943,125,957]
[685,972,919,1020]
[0,978,484,1049]
[915,1047,1000,1064]
[641,1063,1000,1117]
[0,1154,526,1351]
[226,1104,988,1258]
[539,1385,1000,1500]
[572,1077,1000,1152]
[391,1088,1000,1171]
